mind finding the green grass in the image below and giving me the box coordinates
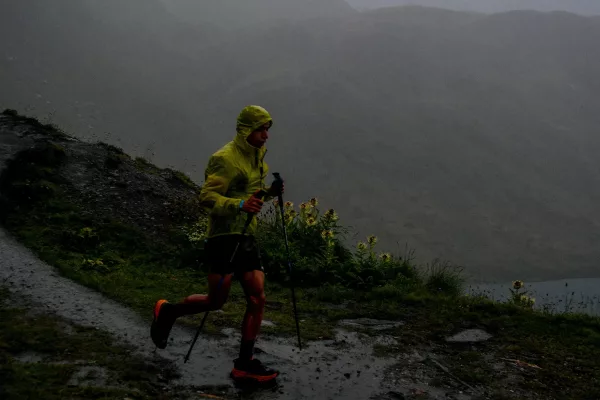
[1,117,600,398]
[0,288,180,400]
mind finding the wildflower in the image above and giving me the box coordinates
[310,197,318,207]
[380,253,392,262]
[321,230,334,239]
[300,202,315,217]
[512,280,524,290]
[78,227,96,238]
[284,209,297,225]
[323,208,339,222]
[306,216,317,226]
[284,201,293,210]
[520,294,534,303]
[367,235,378,247]
[357,242,367,251]
[273,199,279,207]
[285,210,297,219]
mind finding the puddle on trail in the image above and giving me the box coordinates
[155,322,397,400]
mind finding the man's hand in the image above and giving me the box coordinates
[268,179,285,197]
[242,191,264,213]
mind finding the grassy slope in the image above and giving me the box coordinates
[1,111,599,398]
[0,289,181,400]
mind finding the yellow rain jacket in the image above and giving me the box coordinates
[199,105,274,239]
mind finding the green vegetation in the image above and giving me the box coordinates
[168,169,198,191]
[0,288,180,400]
[1,119,599,398]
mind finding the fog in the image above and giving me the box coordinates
[2,0,600,283]
[346,0,600,15]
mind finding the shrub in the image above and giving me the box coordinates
[423,259,465,297]
[255,197,444,293]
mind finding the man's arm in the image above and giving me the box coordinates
[199,155,244,216]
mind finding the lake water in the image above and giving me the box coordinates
[466,278,600,316]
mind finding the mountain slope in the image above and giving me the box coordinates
[160,0,354,27]
[346,0,600,16]
[2,4,600,281]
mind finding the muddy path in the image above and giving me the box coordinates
[0,226,410,399]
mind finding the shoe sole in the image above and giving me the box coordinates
[230,368,279,382]
[151,299,169,349]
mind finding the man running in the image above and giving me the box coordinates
[151,105,283,382]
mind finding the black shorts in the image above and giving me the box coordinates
[203,234,264,276]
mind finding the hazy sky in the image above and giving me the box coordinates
[2,1,600,282]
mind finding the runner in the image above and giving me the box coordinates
[151,105,283,382]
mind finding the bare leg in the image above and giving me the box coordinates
[172,273,233,317]
[238,270,266,360]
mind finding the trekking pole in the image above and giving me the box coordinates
[184,189,267,363]
[272,173,302,350]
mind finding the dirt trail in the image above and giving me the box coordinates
[1,224,405,399]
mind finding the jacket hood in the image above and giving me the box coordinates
[234,105,273,152]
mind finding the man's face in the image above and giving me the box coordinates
[246,123,270,148]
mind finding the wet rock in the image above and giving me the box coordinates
[265,301,284,310]
[445,329,492,343]
[67,366,108,387]
[14,351,45,363]
[221,327,237,337]
[339,318,404,331]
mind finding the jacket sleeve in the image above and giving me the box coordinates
[199,155,244,216]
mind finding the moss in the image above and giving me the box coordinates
[134,157,161,175]
[172,170,199,191]
[97,142,125,155]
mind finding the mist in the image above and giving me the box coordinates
[2,0,600,283]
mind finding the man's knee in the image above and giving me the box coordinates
[247,291,266,311]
